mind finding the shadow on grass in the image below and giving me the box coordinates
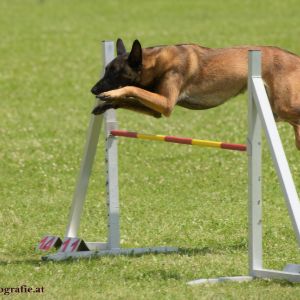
[0,257,79,266]
[178,240,247,256]
[124,268,184,281]
[0,258,42,266]
[0,241,246,266]
[178,247,215,256]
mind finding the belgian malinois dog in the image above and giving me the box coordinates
[91,39,300,150]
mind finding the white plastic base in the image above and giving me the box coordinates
[187,264,300,285]
[252,265,300,282]
[187,276,253,285]
[42,246,178,261]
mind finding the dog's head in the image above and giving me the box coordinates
[91,39,142,96]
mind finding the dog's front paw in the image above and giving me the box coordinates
[92,103,115,115]
[96,93,111,101]
[97,89,126,101]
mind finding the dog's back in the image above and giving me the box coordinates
[141,44,300,112]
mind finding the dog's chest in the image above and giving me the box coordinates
[177,91,227,109]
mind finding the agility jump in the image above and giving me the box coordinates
[38,41,300,284]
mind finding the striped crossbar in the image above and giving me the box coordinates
[110,130,247,152]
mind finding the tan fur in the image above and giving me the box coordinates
[100,44,300,150]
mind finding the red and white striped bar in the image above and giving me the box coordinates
[110,130,246,152]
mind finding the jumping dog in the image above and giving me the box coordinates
[91,39,300,150]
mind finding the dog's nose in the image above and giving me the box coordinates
[91,86,98,95]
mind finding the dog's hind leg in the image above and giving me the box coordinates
[292,123,300,150]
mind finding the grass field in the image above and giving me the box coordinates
[1,0,300,299]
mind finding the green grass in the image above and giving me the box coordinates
[1,0,300,298]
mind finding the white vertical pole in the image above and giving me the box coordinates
[248,50,263,274]
[65,106,103,237]
[251,72,300,246]
[64,41,115,238]
[103,41,120,250]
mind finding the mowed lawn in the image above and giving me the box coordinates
[1,0,300,299]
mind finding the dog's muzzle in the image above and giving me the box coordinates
[91,85,101,95]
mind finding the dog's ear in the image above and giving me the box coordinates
[128,40,142,69]
[116,38,126,56]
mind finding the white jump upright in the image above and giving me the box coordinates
[188,50,300,285]
[40,41,178,261]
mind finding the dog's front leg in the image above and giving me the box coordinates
[98,73,182,117]
[92,98,162,118]
[92,101,117,115]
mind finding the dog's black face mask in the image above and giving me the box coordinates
[91,39,142,96]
